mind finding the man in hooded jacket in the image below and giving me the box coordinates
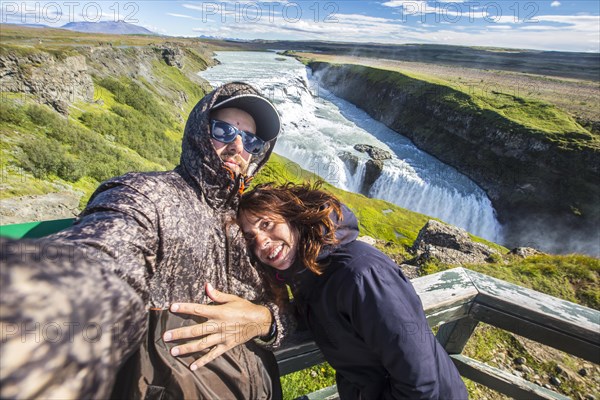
[0,82,289,399]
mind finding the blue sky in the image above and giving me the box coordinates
[1,1,599,52]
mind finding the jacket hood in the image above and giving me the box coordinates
[179,82,278,210]
[316,204,359,262]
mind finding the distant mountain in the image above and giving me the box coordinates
[197,35,249,42]
[198,35,224,40]
[61,20,155,35]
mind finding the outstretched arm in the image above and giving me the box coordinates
[0,238,147,399]
[50,179,160,304]
[0,179,160,398]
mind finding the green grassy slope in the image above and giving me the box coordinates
[0,42,209,205]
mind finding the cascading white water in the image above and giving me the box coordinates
[199,51,503,242]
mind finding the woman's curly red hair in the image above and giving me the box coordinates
[238,181,342,275]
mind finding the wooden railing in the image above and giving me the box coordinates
[274,267,600,400]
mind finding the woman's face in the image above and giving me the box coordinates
[238,210,298,271]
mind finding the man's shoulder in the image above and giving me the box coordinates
[95,170,189,200]
[107,170,178,183]
[102,170,182,189]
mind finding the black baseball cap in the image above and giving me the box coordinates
[211,93,281,142]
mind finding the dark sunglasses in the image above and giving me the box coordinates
[210,119,265,155]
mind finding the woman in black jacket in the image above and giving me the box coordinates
[238,182,468,400]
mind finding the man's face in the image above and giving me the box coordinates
[210,107,256,175]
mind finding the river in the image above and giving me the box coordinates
[199,51,502,243]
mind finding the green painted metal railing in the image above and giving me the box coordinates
[0,218,75,239]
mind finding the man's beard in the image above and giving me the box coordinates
[221,153,250,175]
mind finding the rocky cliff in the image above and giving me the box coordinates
[0,42,212,117]
[0,51,94,115]
[0,40,214,222]
[309,62,600,255]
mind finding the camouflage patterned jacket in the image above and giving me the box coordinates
[52,82,287,331]
[0,83,289,399]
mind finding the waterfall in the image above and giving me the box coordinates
[199,51,503,243]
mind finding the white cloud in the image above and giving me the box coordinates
[488,15,523,24]
[520,25,563,31]
[188,10,416,43]
[382,0,423,7]
[168,1,600,52]
[182,2,293,21]
[537,15,598,24]
[185,6,599,52]
[486,25,512,30]
[167,13,202,21]
[381,0,429,15]
[381,0,481,21]
[535,14,600,35]
[551,1,561,7]
[332,13,395,25]
[414,26,599,51]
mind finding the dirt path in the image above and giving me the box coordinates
[0,191,82,225]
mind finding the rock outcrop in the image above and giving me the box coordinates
[338,151,358,175]
[509,247,545,258]
[411,220,500,265]
[339,145,390,195]
[363,159,384,195]
[358,235,419,278]
[354,144,392,160]
[351,144,391,194]
[310,62,600,255]
[357,235,376,246]
[161,44,184,68]
[0,52,94,115]
[0,44,212,118]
